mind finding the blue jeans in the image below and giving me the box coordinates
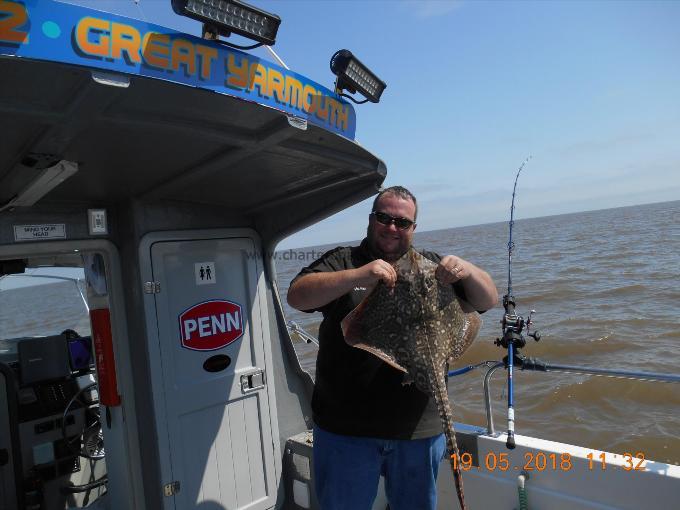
[313,425,446,510]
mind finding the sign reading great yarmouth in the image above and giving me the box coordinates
[0,0,356,139]
[179,300,244,351]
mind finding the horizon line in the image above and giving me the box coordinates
[279,197,679,252]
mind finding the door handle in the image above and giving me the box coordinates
[240,369,265,394]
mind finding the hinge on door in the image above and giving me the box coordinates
[143,281,161,294]
[163,481,180,497]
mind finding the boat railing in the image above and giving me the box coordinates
[284,322,680,437]
[287,320,320,346]
[481,359,680,436]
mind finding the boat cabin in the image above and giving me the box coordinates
[0,1,384,508]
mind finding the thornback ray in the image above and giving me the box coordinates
[341,249,482,510]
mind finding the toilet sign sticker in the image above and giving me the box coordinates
[195,262,216,285]
[179,299,244,351]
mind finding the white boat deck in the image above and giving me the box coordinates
[436,424,680,509]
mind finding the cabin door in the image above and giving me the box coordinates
[148,236,278,509]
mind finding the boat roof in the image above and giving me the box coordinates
[0,0,386,244]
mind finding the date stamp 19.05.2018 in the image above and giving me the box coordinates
[451,451,647,473]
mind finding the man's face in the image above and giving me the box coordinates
[367,193,417,261]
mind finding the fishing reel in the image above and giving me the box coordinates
[495,295,541,355]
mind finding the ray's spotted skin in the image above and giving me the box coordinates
[342,249,481,510]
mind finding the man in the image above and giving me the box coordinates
[287,186,498,510]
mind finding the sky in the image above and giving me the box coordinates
[59,0,680,249]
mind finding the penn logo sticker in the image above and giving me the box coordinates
[179,300,244,351]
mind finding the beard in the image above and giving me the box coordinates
[366,223,411,262]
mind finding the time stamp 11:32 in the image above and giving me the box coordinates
[452,451,647,472]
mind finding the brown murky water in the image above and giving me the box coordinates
[276,200,680,465]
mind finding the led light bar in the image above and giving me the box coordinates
[330,49,386,103]
[172,0,281,45]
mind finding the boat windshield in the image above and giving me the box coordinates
[0,268,91,345]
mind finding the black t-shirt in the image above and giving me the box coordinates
[291,238,467,439]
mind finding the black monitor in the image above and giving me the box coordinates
[18,335,71,386]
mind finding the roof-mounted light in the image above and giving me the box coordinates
[0,160,78,212]
[330,49,386,104]
[171,0,281,46]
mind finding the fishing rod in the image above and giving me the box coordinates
[495,156,541,450]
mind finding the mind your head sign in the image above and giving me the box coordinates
[0,0,356,139]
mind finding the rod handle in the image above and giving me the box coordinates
[506,432,516,450]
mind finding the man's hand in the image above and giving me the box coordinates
[435,254,499,311]
[355,259,398,289]
[435,255,469,284]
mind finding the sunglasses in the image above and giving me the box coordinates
[370,211,416,230]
